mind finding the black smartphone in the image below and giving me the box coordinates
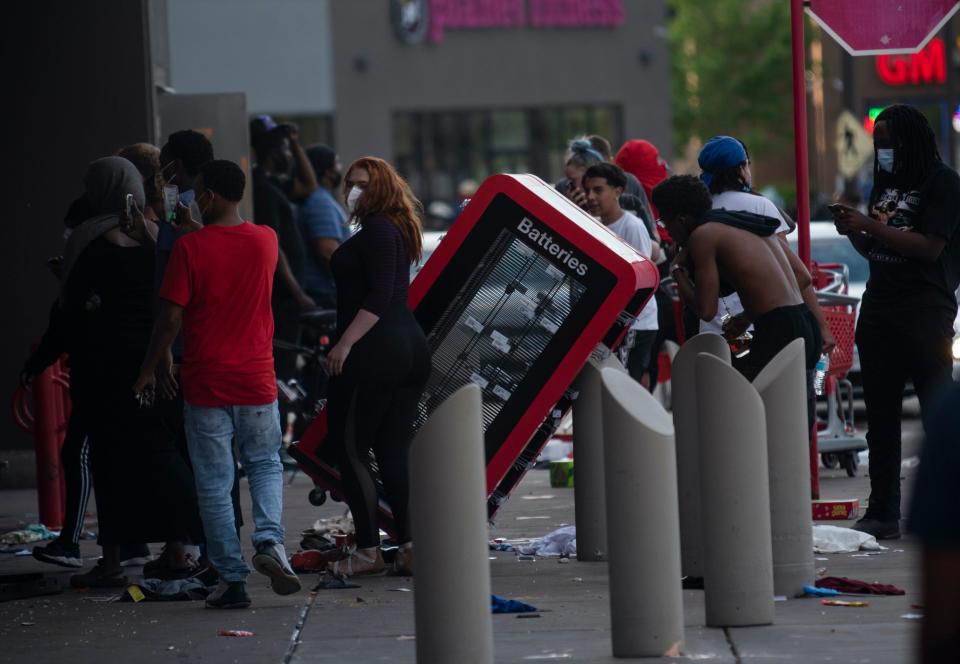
[827,203,845,217]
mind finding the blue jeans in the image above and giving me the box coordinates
[184,401,285,582]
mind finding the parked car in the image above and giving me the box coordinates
[789,221,960,395]
[788,222,867,392]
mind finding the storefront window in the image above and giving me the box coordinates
[392,105,622,217]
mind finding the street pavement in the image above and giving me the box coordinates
[0,418,926,663]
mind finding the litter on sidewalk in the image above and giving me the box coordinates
[218,629,255,637]
[821,599,869,607]
[491,594,537,614]
[812,499,860,521]
[0,524,58,546]
[816,576,905,596]
[812,525,882,553]
[121,577,217,602]
[517,526,576,558]
[315,577,360,590]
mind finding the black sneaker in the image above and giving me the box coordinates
[205,581,251,609]
[252,541,302,595]
[852,517,901,540]
[33,539,82,569]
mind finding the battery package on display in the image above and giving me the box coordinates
[291,173,658,533]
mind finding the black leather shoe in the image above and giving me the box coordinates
[851,517,901,540]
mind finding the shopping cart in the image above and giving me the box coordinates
[814,264,867,477]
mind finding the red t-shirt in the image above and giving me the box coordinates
[159,222,279,407]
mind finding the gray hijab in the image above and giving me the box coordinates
[61,156,145,291]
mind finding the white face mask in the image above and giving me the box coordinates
[877,148,895,173]
[346,185,364,213]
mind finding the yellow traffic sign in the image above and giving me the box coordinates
[836,111,873,178]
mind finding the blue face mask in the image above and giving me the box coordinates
[877,149,895,173]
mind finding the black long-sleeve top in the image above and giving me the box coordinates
[330,215,410,336]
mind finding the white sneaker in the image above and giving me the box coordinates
[252,541,301,595]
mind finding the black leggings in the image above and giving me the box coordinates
[326,305,431,547]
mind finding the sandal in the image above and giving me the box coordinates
[391,542,414,577]
[70,560,128,589]
[327,546,385,577]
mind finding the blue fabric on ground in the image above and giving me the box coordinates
[491,593,537,614]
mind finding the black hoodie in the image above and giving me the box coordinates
[685,209,782,296]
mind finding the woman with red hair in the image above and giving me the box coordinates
[324,157,431,577]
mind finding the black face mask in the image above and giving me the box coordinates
[329,169,343,189]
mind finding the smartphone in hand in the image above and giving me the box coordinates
[163,185,179,223]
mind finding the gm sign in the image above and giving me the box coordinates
[875,37,946,86]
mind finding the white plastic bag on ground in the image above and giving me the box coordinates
[812,524,881,553]
[517,525,577,557]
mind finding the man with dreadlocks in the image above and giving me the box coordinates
[833,104,960,540]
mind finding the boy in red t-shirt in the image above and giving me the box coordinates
[136,160,300,608]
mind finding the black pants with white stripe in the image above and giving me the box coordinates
[60,408,92,545]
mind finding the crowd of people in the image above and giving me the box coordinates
[18,104,960,621]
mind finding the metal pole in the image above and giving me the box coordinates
[670,334,731,579]
[409,384,493,664]
[573,354,623,562]
[696,353,774,627]
[32,365,64,530]
[753,340,815,598]
[791,0,812,268]
[601,368,683,658]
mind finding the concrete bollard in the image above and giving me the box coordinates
[753,339,815,598]
[409,384,493,664]
[573,354,624,562]
[671,334,731,579]
[695,353,774,627]
[600,367,684,658]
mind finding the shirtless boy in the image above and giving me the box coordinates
[651,175,821,379]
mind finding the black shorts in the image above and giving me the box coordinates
[741,304,821,381]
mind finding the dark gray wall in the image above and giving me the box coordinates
[4,1,155,466]
[331,0,672,164]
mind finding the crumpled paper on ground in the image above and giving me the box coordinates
[0,524,57,545]
[813,525,882,553]
[517,525,576,557]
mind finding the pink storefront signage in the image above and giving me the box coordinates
[392,0,626,44]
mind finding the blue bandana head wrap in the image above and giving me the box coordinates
[698,136,748,188]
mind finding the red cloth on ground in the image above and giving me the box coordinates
[160,221,279,407]
[815,576,905,595]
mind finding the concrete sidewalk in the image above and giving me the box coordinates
[0,431,923,664]
[0,470,921,663]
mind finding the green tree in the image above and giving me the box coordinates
[669,0,796,160]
